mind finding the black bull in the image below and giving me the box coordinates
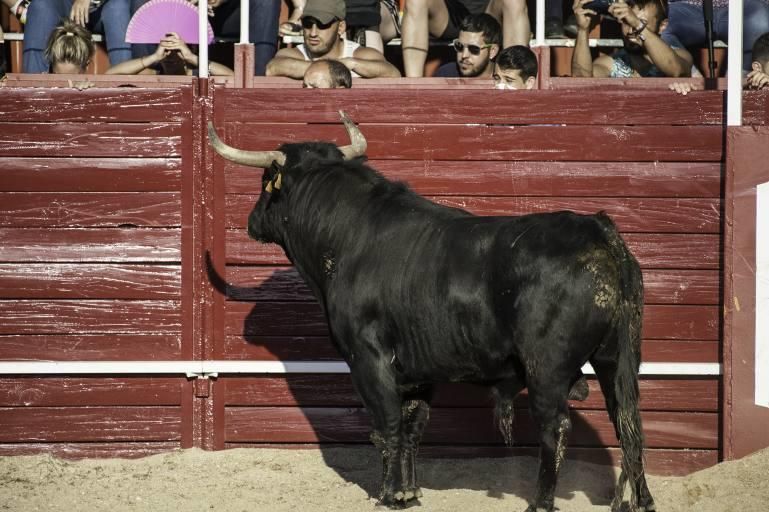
[208,113,655,512]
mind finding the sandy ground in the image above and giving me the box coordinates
[1,446,768,512]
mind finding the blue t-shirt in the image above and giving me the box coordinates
[433,62,460,77]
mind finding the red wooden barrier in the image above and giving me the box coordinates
[1,83,767,474]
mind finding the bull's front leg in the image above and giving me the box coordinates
[349,356,409,507]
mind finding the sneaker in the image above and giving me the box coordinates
[12,0,30,24]
[545,18,565,39]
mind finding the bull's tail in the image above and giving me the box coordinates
[594,213,650,510]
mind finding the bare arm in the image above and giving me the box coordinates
[609,2,691,77]
[265,47,312,78]
[571,0,599,77]
[105,53,160,75]
[341,47,401,78]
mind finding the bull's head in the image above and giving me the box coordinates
[208,111,367,245]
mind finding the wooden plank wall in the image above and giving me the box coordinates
[211,89,767,475]
[1,85,767,474]
[0,87,194,457]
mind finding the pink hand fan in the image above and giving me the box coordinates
[126,0,215,44]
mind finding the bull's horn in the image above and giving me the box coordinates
[208,122,287,168]
[337,110,367,160]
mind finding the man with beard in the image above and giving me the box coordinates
[571,0,691,78]
[266,0,400,79]
[434,14,501,77]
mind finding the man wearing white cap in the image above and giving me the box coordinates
[266,0,401,78]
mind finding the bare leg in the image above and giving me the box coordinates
[379,0,400,43]
[401,0,449,77]
[486,0,531,47]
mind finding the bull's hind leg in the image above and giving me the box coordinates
[399,392,432,501]
[525,381,572,512]
[591,357,655,512]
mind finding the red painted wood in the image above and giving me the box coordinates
[0,442,181,459]
[223,376,719,411]
[225,231,719,269]
[0,193,181,227]
[0,123,181,157]
[0,334,183,360]
[225,266,718,305]
[0,407,182,442]
[226,161,722,198]
[222,335,719,363]
[0,264,181,299]
[0,158,182,192]
[0,228,181,262]
[224,406,718,448]
[214,89,767,126]
[228,124,724,162]
[0,377,184,406]
[0,88,186,122]
[0,300,182,334]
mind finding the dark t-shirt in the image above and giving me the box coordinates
[346,0,381,28]
[433,62,460,77]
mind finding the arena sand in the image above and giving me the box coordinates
[1,446,768,511]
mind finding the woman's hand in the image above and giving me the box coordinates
[70,0,90,26]
[159,32,197,65]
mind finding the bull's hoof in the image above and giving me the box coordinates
[376,490,421,509]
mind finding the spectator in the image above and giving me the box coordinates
[266,0,400,79]
[433,13,500,77]
[493,44,537,89]
[129,0,281,76]
[302,58,352,87]
[105,31,233,75]
[749,32,769,89]
[571,0,692,77]
[662,0,769,73]
[3,0,30,23]
[23,0,132,73]
[670,31,769,94]
[44,17,93,72]
[401,0,529,77]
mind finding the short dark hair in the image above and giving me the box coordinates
[634,0,668,19]
[326,59,352,88]
[459,13,502,47]
[753,32,769,65]
[496,45,538,80]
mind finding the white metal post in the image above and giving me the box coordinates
[199,0,209,77]
[534,0,545,46]
[240,0,250,44]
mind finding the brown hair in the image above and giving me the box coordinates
[44,19,94,73]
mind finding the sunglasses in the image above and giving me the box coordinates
[452,39,493,55]
[301,17,337,30]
